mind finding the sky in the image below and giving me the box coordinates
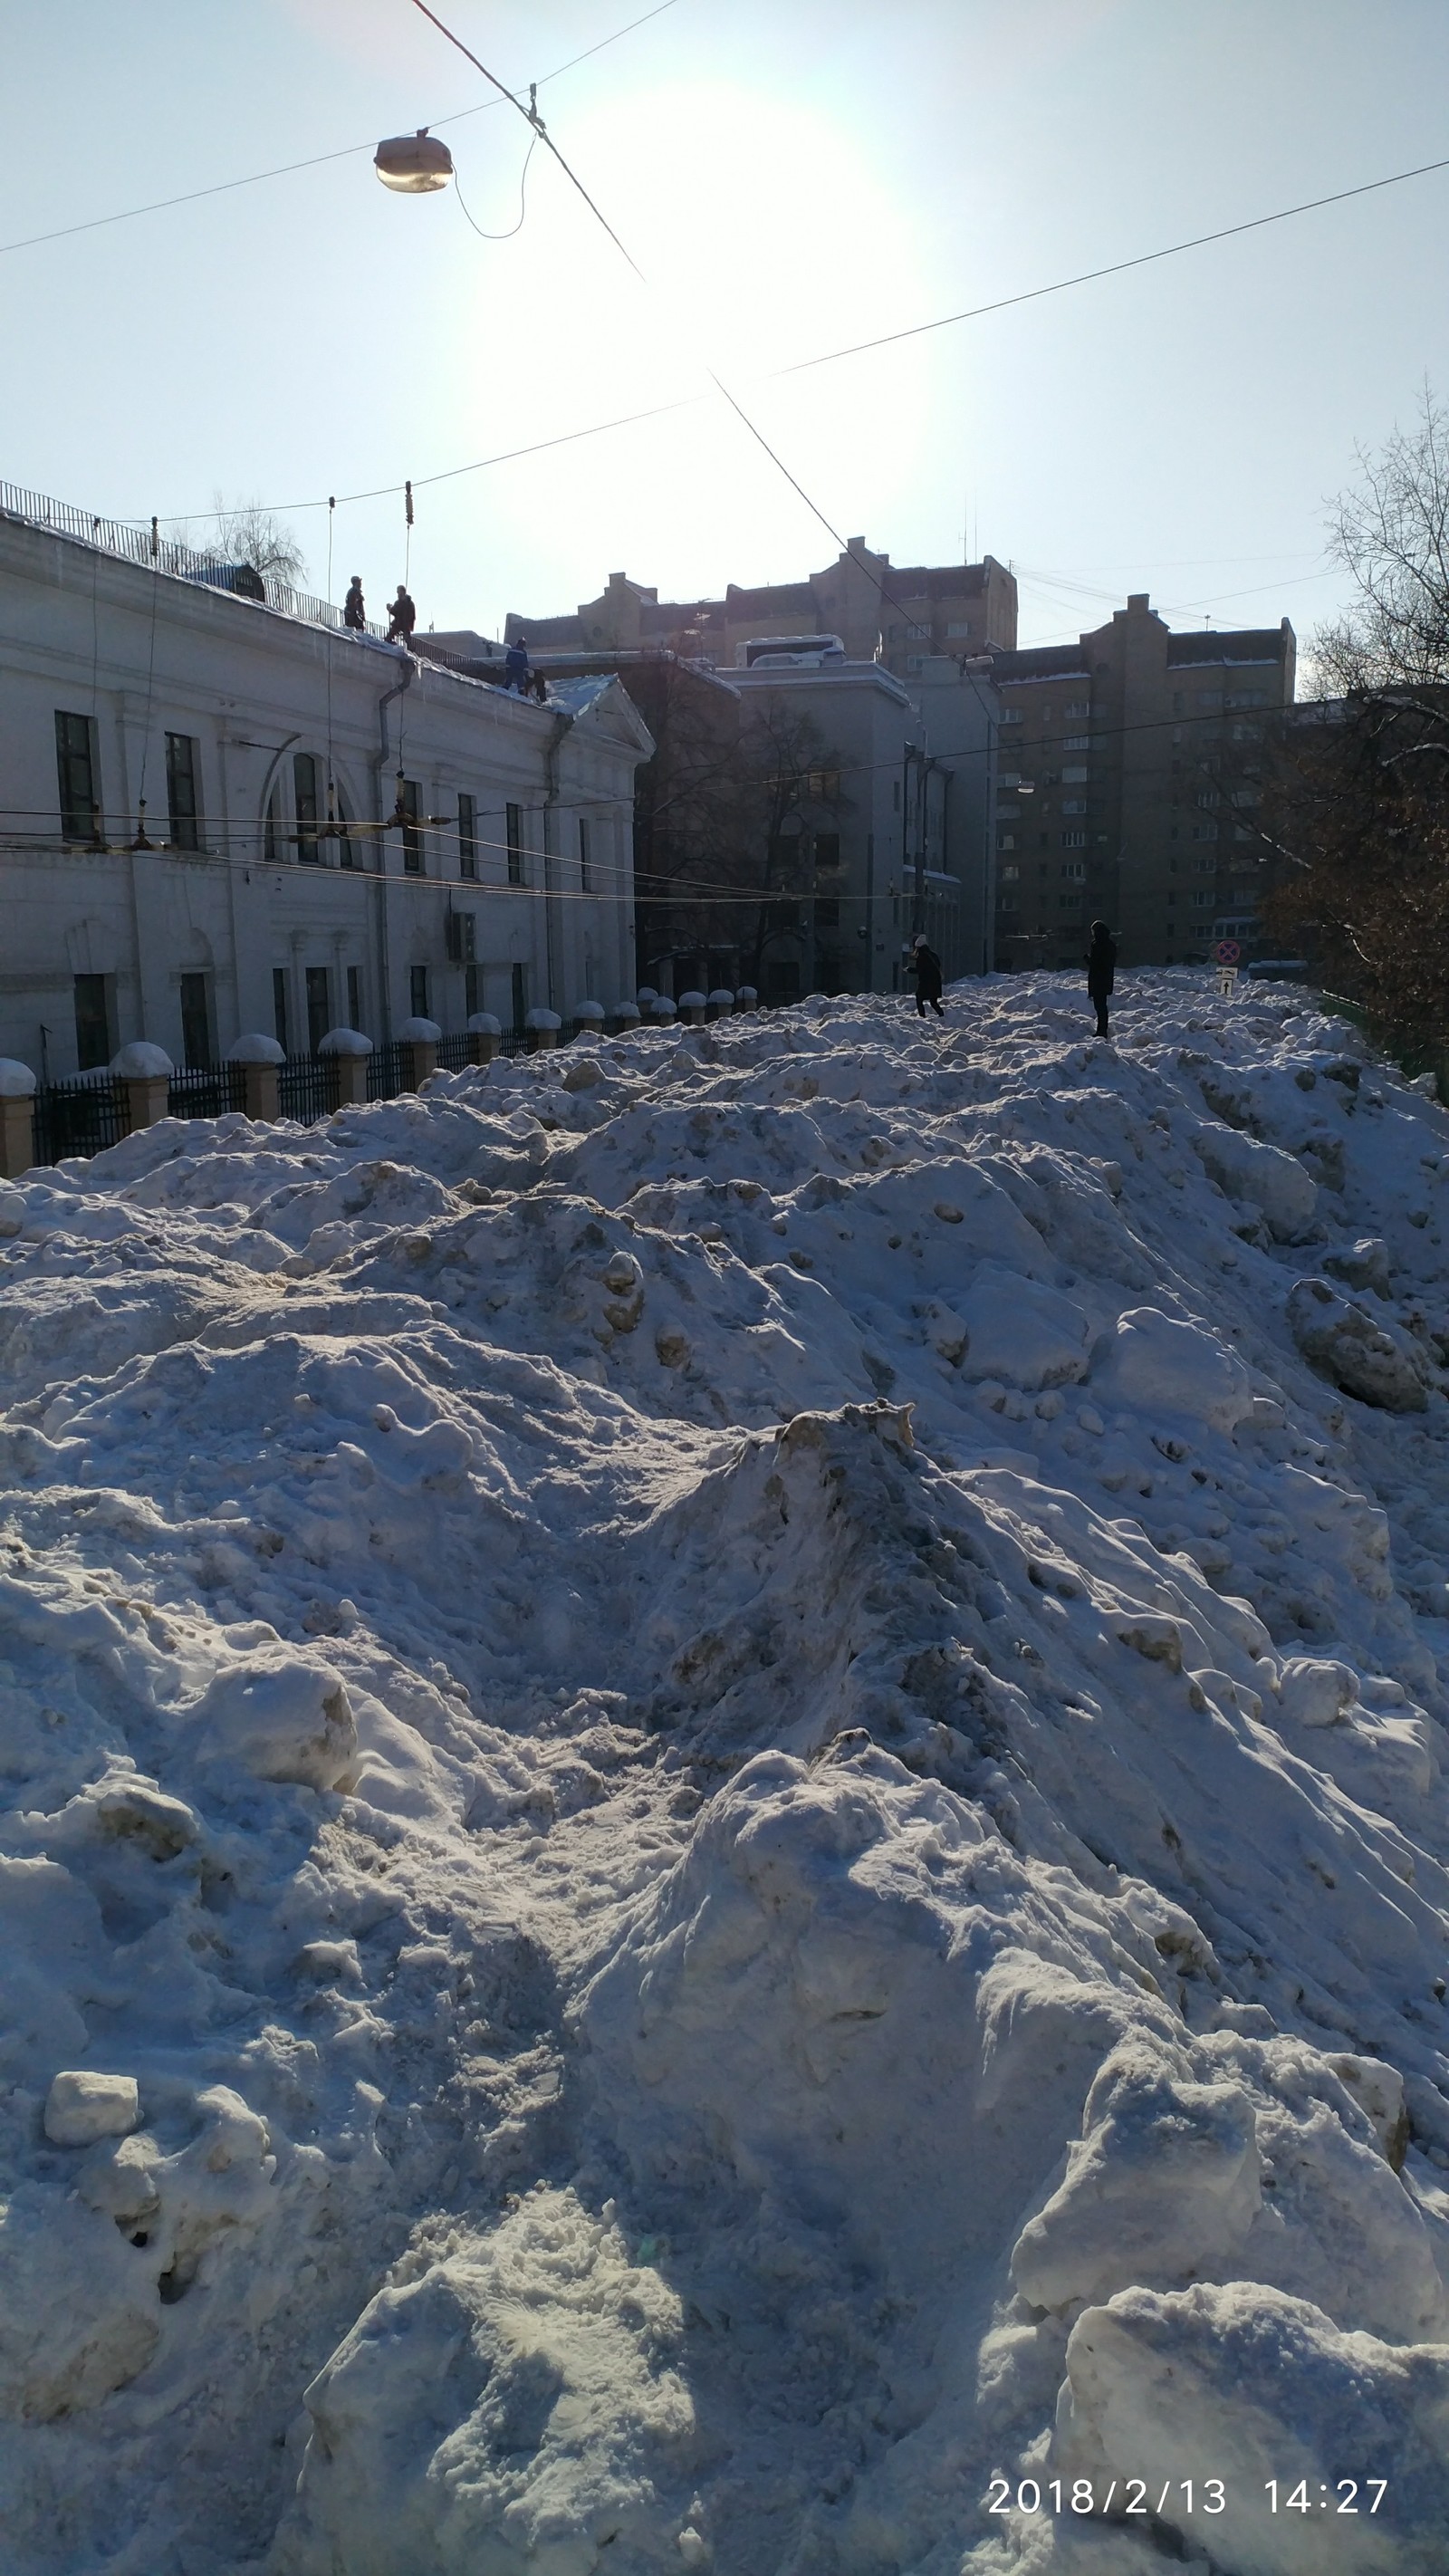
[4,0,1448,668]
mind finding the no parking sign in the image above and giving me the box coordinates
[1214,938,1242,966]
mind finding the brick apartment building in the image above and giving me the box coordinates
[990,596,1296,970]
[504,543,1019,678]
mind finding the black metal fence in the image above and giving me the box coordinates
[30,1077,130,1167]
[366,1041,408,1101]
[168,1063,247,1121]
[276,1055,337,1125]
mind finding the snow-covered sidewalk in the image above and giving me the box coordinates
[3,971,1449,2574]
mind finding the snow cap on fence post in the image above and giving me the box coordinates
[319,1024,373,1106]
[396,1015,442,1088]
[706,989,735,1020]
[110,1040,173,1130]
[607,1000,640,1034]
[648,995,677,1024]
[524,1008,562,1053]
[735,985,758,1012]
[226,1033,284,1123]
[677,990,707,1025]
[465,1012,502,1065]
[0,1059,36,1180]
[572,998,606,1043]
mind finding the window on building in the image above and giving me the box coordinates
[1192,823,1219,842]
[1063,735,1090,752]
[766,960,801,1003]
[55,710,99,842]
[273,967,290,1053]
[1196,788,1220,809]
[506,803,524,885]
[814,831,841,871]
[179,972,211,1068]
[1000,708,1022,726]
[398,778,422,874]
[305,965,331,1054]
[165,734,201,851]
[906,655,925,673]
[999,863,1020,882]
[293,752,321,861]
[946,620,973,639]
[458,792,477,879]
[510,963,526,1032]
[1061,764,1089,784]
[1197,689,1223,710]
[579,817,591,890]
[264,790,280,866]
[1060,830,1087,849]
[1233,825,1255,842]
[1225,687,1266,709]
[410,965,429,1019]
[1191,890,1215,909]
[906,621,929,639]
[815,897,840,928]
[1061,798,1087,815]
[1063,701,1089,719]
[465,961,480,1018]
[1059,892,1082,908]
[73,972,111,1072]
[1232,720,1262,743]
[1060,860,1085,879]
[347,965,362,1030]
[997,833,1016,852]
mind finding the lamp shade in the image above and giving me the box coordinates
[374,130,454,194]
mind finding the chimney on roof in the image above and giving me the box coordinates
[1127,592,1150,612]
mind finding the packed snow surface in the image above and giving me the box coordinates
[4,972,1449,2576]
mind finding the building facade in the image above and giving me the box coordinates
[0,503,651,1080]
[502,541,1019,678]
[990,597,1296,970]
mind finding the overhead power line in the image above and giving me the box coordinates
[0,0,680,260]
[772,150,1449,380]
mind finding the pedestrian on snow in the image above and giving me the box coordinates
[504,634,531,693]
[343,576,366,631]
[1086,918,1118,1038]
[908,931,945,1019]
[386,585,417,645]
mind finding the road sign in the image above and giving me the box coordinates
[1214,938,1242,965]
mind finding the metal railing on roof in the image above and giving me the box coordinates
[0,480,388,642]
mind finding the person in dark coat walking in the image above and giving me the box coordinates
[386,585,417,645]
[908,932,945,1018]
[1086,918,1118,1037]
[343,576,366,631]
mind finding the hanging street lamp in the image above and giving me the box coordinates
[373,129,454,193]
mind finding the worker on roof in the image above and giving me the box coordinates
[343,575,366,631]
[386,585,417,645]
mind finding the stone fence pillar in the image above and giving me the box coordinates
[466,1013,502,1065]
[525,1009,561,1054]
[706,989,735,1022]
[572,1000,606,1045]
[677,990,707,1027]
[397,1014,442,1088]
[227,1033,285,1121]
[606,1002,640,1037]
[648,996,677,1029]
[110,1041,174,1131]
[0,1060,36,1179]
[319,1026,372,1105]
[735,985,759,1013]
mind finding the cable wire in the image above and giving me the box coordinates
[454,135,536,240]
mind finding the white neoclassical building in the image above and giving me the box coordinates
[0,494,652,1080]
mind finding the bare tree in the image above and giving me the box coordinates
[206,492,308,586]
[1310,383,1449,702]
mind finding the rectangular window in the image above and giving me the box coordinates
[1191,890,1215,909]
[814,831,841,870]
[946,620,973,639]
[1063,701,1089,718]
[1063,735,1090,752]
[1192,823,1219,842]
[510,962,526,1032]
[73,972,111,1072]
[814,897,840,928]
[997,832,1016,852]
[999,863,1020,882]
[179,971,211,1068]
[347,965,361,1031]
[293,751,321,861]
[1000,708,1023,725]
[458,792,477,879]
[579,816,591,891]
[1060,798,1087,815]
[55,710,99,841]
[410,965,429,1019]
[1060,830,1087,849]
[305,965,331,1054]
[506,802,524,885]
[906,622,929,639]
[1061,764,1089,783]
[398,778,422,875]
[1059,891,1082,908]
[465,961,480,1017]
[1197,689,1224,710]
[273,967,289,1053]
[1060,860,1085,880]
[1225,687,1266,709]
[165,733,201,851]
[264,791,280,867]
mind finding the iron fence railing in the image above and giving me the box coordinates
[0,480,389,641]
[366,1041,408,1101]
[276,1056,338,1125]
[436,1033,473,1072]
[30,1076,130,1167]
[167,1063,247,1121]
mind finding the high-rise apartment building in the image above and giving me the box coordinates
[991,597,1295,970]
[504,543,1019,673]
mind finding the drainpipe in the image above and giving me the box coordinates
[541,708,571,1016]
[371,656,415,1041]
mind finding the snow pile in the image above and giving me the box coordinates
[2,970,1449,2573]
